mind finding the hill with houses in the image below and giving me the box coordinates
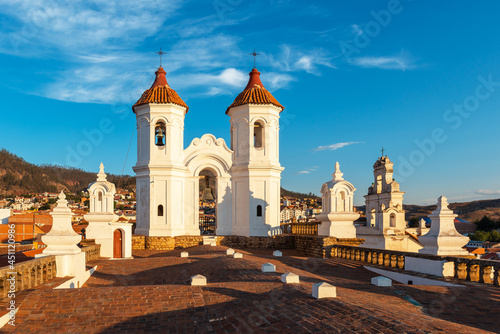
[1,149,500,222]
[0,149,135,196]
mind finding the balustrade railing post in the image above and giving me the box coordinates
[397,255,404,269]
[494,266,500,287]
[378,253,384,266]
[372,252,378,265]
[456,262,467,280]
[384,254,390,267]
[480,265,493,284]
[0,277,5,298]
[469,264,480,282]
[390,254,397,268]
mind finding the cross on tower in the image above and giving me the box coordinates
[381,147,385,157]
[155,48,167,67]
[249,49,260,68]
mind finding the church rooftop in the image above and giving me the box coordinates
[133,67,189,112]
[226,68,284,114]
[2,245,498,333]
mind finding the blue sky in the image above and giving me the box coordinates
[0,0,500,205]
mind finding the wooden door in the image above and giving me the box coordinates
[113,229,122,258]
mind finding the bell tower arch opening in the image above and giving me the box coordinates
[155,122,166,147]
[199,168,217,235]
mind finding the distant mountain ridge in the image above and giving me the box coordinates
[0,149,134,195]
[280,188,319,200]
[356,198,500,222]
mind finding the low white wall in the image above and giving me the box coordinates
[55,266,97,289]
[405,257,454,277]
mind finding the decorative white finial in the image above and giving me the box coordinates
[97,162,107,181]
[332,162,344,181]
[54,191,69,210]
[419,218,427,229]
[430,195,454,217]
[419,195,469,256]
[434,195,449,212]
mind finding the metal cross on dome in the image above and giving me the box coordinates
[155,48,167,67]
[249,49,260,68]
[381,147,385,156]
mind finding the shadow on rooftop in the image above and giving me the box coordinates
[86,247,500,332]
[96,285,423,333]
[240,248,500,332]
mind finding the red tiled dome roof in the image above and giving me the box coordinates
[133,67,188,112]
[226,68,284,114]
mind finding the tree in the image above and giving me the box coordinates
[39,203,51,211]
[475,216,497,232]
[489,230,500,242]
[408,217,419,228]
[469,230,489,241]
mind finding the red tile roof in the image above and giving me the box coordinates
[226,68,284,114]
[0,224,45,243]
[133,67,188,112]
[9,213,52,225]
[481,253,499,260]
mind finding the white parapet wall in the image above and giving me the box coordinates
[404,257,455,277]
[55,266,98,289]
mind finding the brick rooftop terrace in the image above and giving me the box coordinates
[1,245,499,333]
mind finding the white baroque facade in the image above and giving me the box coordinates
[356,155,421,252]
[364,156,406,233]
[133,67,284,237]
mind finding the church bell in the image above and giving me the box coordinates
[156,127,165,146]
[202,187,215,201]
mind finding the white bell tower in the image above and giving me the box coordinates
[364,155,406,234]
[133,67,190,237]
[226,68,284,236]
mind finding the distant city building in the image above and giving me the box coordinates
[0,209,11,224]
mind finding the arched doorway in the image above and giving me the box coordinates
[199,169,217,235]
[113,229,123,258]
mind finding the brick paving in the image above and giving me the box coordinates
[1,246,499,333]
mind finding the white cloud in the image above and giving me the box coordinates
[204,87,224,97]
[312,142,361,151]
[0,2,333,104]
[267,45,335,76]
[177,68,246,89]
[294,166,320,175]
[475,190,500,195]
[217,68,247,87]
[266,73,296,91]
[164,14,251,39]
[0,0,181,55]
[351,24,363,37]
[350,55,415,71]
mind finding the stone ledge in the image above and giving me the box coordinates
[132,234,365,257]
